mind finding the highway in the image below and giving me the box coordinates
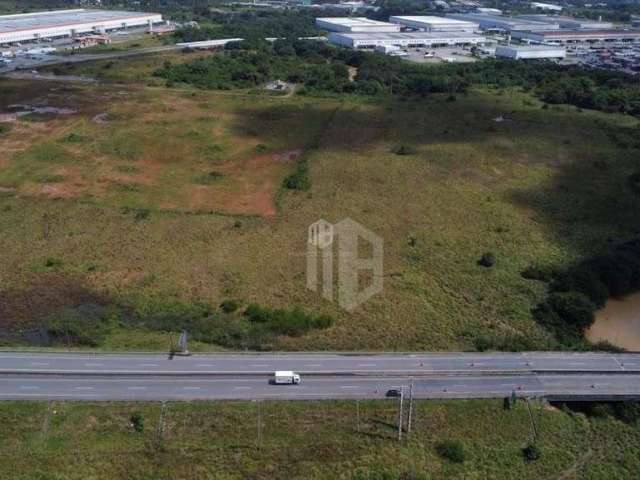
[1,352,640,401]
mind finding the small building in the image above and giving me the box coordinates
[328,31,487,49]
[389,16,478,33]
[315,17,400,33]
[495,44,566,59]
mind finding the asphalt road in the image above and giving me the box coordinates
[1,373,639,401]
[0,351,637,375]
[0,352,640,401]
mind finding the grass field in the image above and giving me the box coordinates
[0,398,638,479]
[1,52,640,351]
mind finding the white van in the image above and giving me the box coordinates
[273,371,301,385]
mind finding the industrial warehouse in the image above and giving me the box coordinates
[388,16,479,33]
[495,44,566,59]
[315,17,399,33]
[511,29,640,43]
[0,9,163,45]
[446,13,560,32]
[515,14,613,30]
[328,31,487,49]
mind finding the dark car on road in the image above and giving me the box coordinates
[386,389,401,397]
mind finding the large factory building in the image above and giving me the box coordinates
[389,16,479,33]
[328,31,486,49]
[511,29,640,43]
[315,17,400,33]
[0,9,163,45]
[446,13,559,32]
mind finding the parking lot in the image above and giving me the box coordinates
[402,46,479,64]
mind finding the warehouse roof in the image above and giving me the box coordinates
[316,17,394,27]
[331,31,485,40]
[0,9,160,34]
[521,28,640,37]
[390,16,476,25]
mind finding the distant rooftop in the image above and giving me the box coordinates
[0,9,160,34]
[315,17,393,27]
[389,16,476,25]
[330,31,485,39]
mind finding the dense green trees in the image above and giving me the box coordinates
[532,238,640,346]
[156,36,640,117]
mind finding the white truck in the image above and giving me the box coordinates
[273,371,301,385]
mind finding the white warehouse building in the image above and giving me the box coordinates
[315,17,400,33]
[495,44,566,59]
[389,16,479,33]
[0,9,163,45]
[447,13,559,32]
[329,31,487,49]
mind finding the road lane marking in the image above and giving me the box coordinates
[183,387,201,390]
[250,364,269,367]
[139,364,159,367]
[19,385,38,390]
[304,364,322,367]
[357,364,376,367]
[196,364,215,367]
[233,386,252,390]
[128,386,147,390]
[75,387,94,390]
[30,362,49,366]
[84,363,104,367]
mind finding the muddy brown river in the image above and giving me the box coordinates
[587,291,640,351]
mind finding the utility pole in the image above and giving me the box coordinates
[407,380,414,436]
[397,387,404,442]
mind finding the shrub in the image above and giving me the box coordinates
[393,145,416,156]
[522,443,541,462]
[45,257,63,268]
[47,304,118,347]
[628,172,640,195]
[220,299,240,313]
[130,412,144,433]
[552,267,609,308]
[435,440,465,463]
[195,171,224,185]
[547,292,596,331]
[478,252,496,268]
[521,265,555,282]
[0,123,12,135]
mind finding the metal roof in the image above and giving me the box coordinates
[0,9,160,34]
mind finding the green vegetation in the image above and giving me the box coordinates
[2,74,640,351]
[435,439,466,463]
[155,39,640,117]
[532,238,640,346]
[1,398,640,479]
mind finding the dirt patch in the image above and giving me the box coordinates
[189,149,301,217]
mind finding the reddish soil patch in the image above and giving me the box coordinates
[189,150,301,217]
